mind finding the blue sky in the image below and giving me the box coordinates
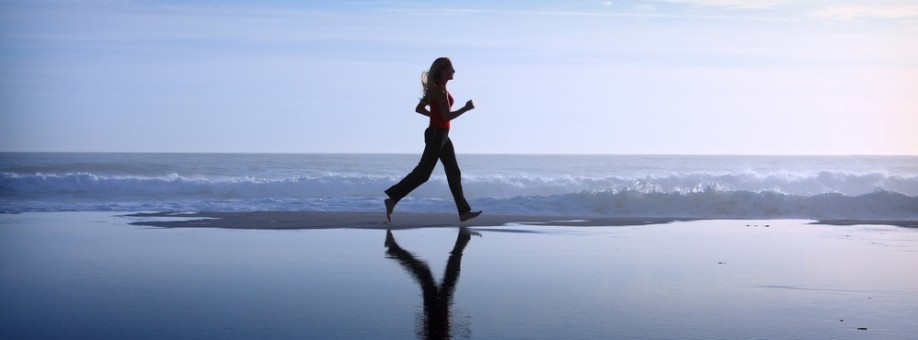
[1,0,916,154]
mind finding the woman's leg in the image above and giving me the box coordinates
[438,137,472,215]
[385,128,447,204]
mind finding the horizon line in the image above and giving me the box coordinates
[2,151,916,157]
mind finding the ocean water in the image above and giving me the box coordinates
[1,153,917,219]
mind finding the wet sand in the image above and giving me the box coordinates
[3,212,917,339]
[125,211,918,229]
[125,211,684,229]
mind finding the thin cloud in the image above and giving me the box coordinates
[659,0,918,22]
[658,0,790,10]
[809,4,918,20]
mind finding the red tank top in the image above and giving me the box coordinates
[428,86,453,130]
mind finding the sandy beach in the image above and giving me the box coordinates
[125,211,684,229]
[125,211,918,229]
[3,212,917,339]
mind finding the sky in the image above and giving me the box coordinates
[1,0,916,155]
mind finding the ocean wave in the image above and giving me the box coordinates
[477,189,918,220]
[0,172,388,198]
[2,190,915,220]
[2,172,917,219]
[2,171,917,197]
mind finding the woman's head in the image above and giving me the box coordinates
[422,57,454,92]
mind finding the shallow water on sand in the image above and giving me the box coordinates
[2,212,917,339]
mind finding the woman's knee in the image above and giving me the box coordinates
[411,164,436,183]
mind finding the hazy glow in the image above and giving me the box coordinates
[1,0,916,154]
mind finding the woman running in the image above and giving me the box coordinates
[385,57,482,223]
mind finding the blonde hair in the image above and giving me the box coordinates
[420,57,452,102]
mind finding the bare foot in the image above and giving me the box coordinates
[459,210,482,222]
[385,198,396,223]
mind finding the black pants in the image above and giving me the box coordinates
[386,127,471,214]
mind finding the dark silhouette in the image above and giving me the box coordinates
[385,228,473,340]
[385,57,481,223]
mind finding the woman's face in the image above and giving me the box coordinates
[440,64,455,81]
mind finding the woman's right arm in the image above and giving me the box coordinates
[415,99,430,117]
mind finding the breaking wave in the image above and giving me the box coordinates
[2,171,916,219]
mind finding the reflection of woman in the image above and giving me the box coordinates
[385,57,481,223]
[385,228,472,340]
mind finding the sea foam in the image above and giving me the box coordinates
[2,169,917,219]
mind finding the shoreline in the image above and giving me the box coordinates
[125,211,683,229]
[123,211,918,229]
